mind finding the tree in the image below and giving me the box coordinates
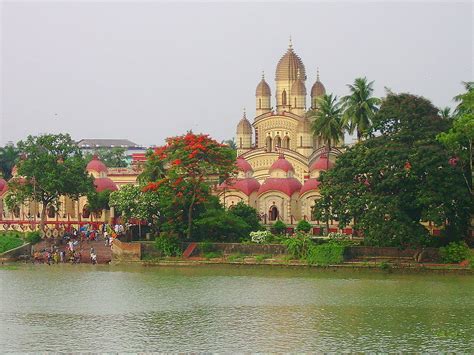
[137,149,165,185]
[5,134,93,231]
[310,94,345,156]
[193,208,252,242]
[272,220,287,235]
[438,82,474,194]
[222,138,237,151]
[341,77,380,141]
[143,132,235,239]
[87,190,112,213]
[85,147,128,168]
[439,107,452,120]
[228,201,262,231]
[109,184,161,233]
[315,93,470,247]
[0,144,19,179]
[296,220,312,233]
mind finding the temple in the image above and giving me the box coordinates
[217,41,342,225]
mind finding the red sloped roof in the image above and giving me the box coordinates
[236,157,253,172]
[270,155,294,173]
[258,177,302,196]
[300,178,320,195]
[219,178,260,196]
[87,156,108,174]
[310,154,334,171]
[94,177,118,192]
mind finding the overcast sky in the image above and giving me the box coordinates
[1,1,472,147]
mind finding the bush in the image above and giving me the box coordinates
[228,253,245,262]
[250,230,273,244]
[154,234,182,257]
[0,233,24,253]
[296,220,312,233]
[199,240,215,254]
[204,251,222,260]
[439,242,471,263]
[193,208,252,242]
[282,233,312,259]
[305,241,345,266]
[272,220,287,235]
[25,231,42,245]
[254,254,272,262]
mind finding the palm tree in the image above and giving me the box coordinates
[341,77,380,142]
[310,93,344,160]
[0,144,19,179]
[439,107,452,120]
[222,138,237,150]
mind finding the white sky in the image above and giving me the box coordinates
[1,1,473,146]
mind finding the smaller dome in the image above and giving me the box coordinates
[236,157,253,173]
[94,177,118,192]
[310,154,334,171]
[291,78,307,96]
[0,178,6,192]
[255,75,271,97]
[258,177,302,196]
[219,178,260,196]
[296,118,311,133]
[270,155,294,173]
[236,116,252,135]
[311,70,326,97]
[300,178,320,195]
[87,155,108,174]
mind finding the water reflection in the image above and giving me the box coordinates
[1,265,473,352]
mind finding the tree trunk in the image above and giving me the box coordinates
[186,194,196,240]
[40,203,47,234]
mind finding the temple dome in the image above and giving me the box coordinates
[291,78,307,96]
[258,177,302,196]
[86,155,108,174]
[219,178,260,196]
[311,80,326,97]
[300,178,320,195]
[236,156,253,173]
[256,77,271,97]
[275,44,306,82]
[94,177,118,192]
[236,117,252,135]
[309,154,334,171]
[270,155,294,173]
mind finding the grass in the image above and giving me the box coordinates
[227,253,245,262]
[203,251,223,260]
[254,254,273,263]
[0,232,24,253]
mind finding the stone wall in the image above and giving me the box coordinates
[111,239,141,261]
[0,243,31,262]
[344,246,440,262]
[184,242,288,256]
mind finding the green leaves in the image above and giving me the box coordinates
[310,94,344,149]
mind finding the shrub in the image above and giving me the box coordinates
[25,231,42,245]
[254,254,272,262]
[282,233,312,259]
[0,233,23,253]
[228,253,245,262]
[305,241,345,266]
[272,220,287,235]
[154,234,182,257]
[439,242,471,263]
[296,220,312,233]
[204,251,222,260]
[199,240,215,254]
[250,230,272,244]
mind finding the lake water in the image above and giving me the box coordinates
[1,264,473,352]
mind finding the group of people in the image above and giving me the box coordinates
[32,223,123,265]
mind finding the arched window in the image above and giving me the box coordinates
[82,206,91,219]
[294,97,297,107]
[282,90,287,106]
[300,136,303,147]
[259,98,262,109]
[13,206,20,218]
[266,136,273,152]
[269,206,279,221]
[274,136,282,150]
[283,136,290,149]
[240,137,243,148]
[47,206,56,218]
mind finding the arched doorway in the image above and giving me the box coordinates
[283,136,290,149]
[266,136,273,152]
[274,136,282,150]
[269,205,279,221]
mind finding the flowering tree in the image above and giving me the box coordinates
[143,132,235,239]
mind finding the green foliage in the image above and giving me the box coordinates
[204,251,222,259]
[254,254,272,262]
[228,202,262,231]
[87,190,111,212]
[0,233,23,253]
[199,241,215,254]
[309,93,345,149]
[7,134,93,229]
[193,207,252,242]
[282,233,312,259]
[25,231,41,245]
[305,241,345,266]
[154,234,182,257]
[0,144,19,179]
[296,220,312,233]
[85,147,128,168]
[227,253,245,262]
[315,93,471,247]
[341,77,380,141]
[272,220,287,235]
[379,261,392,271]
[439,242,471,263]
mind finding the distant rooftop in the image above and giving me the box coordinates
[76,139,144,148]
